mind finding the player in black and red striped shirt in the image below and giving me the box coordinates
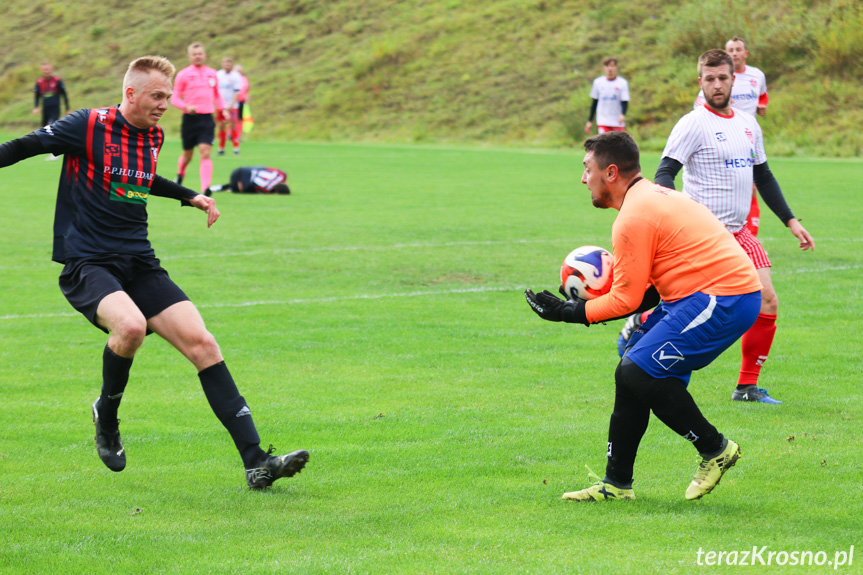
[32,61,69,127]
[0,56,308,489]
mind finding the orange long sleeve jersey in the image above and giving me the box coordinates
[586,178,762,324]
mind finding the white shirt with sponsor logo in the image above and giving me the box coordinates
[662,105,766,232]
[590,75,630,127]
[694,65,767,117]
[216,69,243,109]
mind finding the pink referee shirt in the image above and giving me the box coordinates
[171,65,224,114]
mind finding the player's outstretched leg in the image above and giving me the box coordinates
[245,446,310,489]
[685,438,741,500]
[92,398,126,472]
[198,361,309,488]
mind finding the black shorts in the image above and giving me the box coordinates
[42,105,61,126]
[180,113,216,150]
[59,254,189,334]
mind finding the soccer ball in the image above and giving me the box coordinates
[560,245,613,301]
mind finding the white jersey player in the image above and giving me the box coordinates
[585,57,630,134]
[694,37,769,236]
[654,49,813,405]
[217,66,242,110]
[662,104,764,231]
[216,57,243,155]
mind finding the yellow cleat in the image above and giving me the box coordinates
[562,467,635,502]
[562,481,635,502]
[685,439,741,500]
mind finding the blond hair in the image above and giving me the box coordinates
[123,56,175,91]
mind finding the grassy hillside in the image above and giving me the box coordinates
[1,0,861,155]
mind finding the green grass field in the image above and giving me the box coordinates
[0,138,861,574]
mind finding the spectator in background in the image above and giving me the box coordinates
[585,57,629,135]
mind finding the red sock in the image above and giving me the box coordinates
[738,313,777,387]
[218,129,226,149]
[746,192,761,236]
[177,156,187,177]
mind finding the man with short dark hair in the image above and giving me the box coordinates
[694,36,770,237]
[0,55,308,489]
[526,131,761,502]
[655,49,814,404]
[585,57,629,134]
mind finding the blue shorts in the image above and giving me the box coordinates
[623,291,761,385]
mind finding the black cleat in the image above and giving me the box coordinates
[175,174,183,186]
[245,445,309,489]
[92,399,126,472]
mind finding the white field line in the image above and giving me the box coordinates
[1,239,860,321]
[158,239,559,260]
[0,285,525,322]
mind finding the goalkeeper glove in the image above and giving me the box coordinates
[524,289,589,325]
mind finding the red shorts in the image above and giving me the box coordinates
[598,126,625,133]
[216,109,239,122]
[734,226,771,269]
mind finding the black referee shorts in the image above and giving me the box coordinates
[59,254,189,334]
[180,113,216,150]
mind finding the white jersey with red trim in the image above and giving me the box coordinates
[662,106,766,232]
[694,65,767,117]
[590,75,629,127]
[217,69,243,110]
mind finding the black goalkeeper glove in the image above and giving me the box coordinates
[524,289,589,325]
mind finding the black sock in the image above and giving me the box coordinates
[98,345,134,424]
[618,359,724,456]
[736,384,756,391]
[604,370,650,486]
[198,361,265,468]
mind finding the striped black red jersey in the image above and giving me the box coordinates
[34,75,68,110]
[35,107,165,263]
[229,167,287,193]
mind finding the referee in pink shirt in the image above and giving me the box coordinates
[171,42,227,193]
